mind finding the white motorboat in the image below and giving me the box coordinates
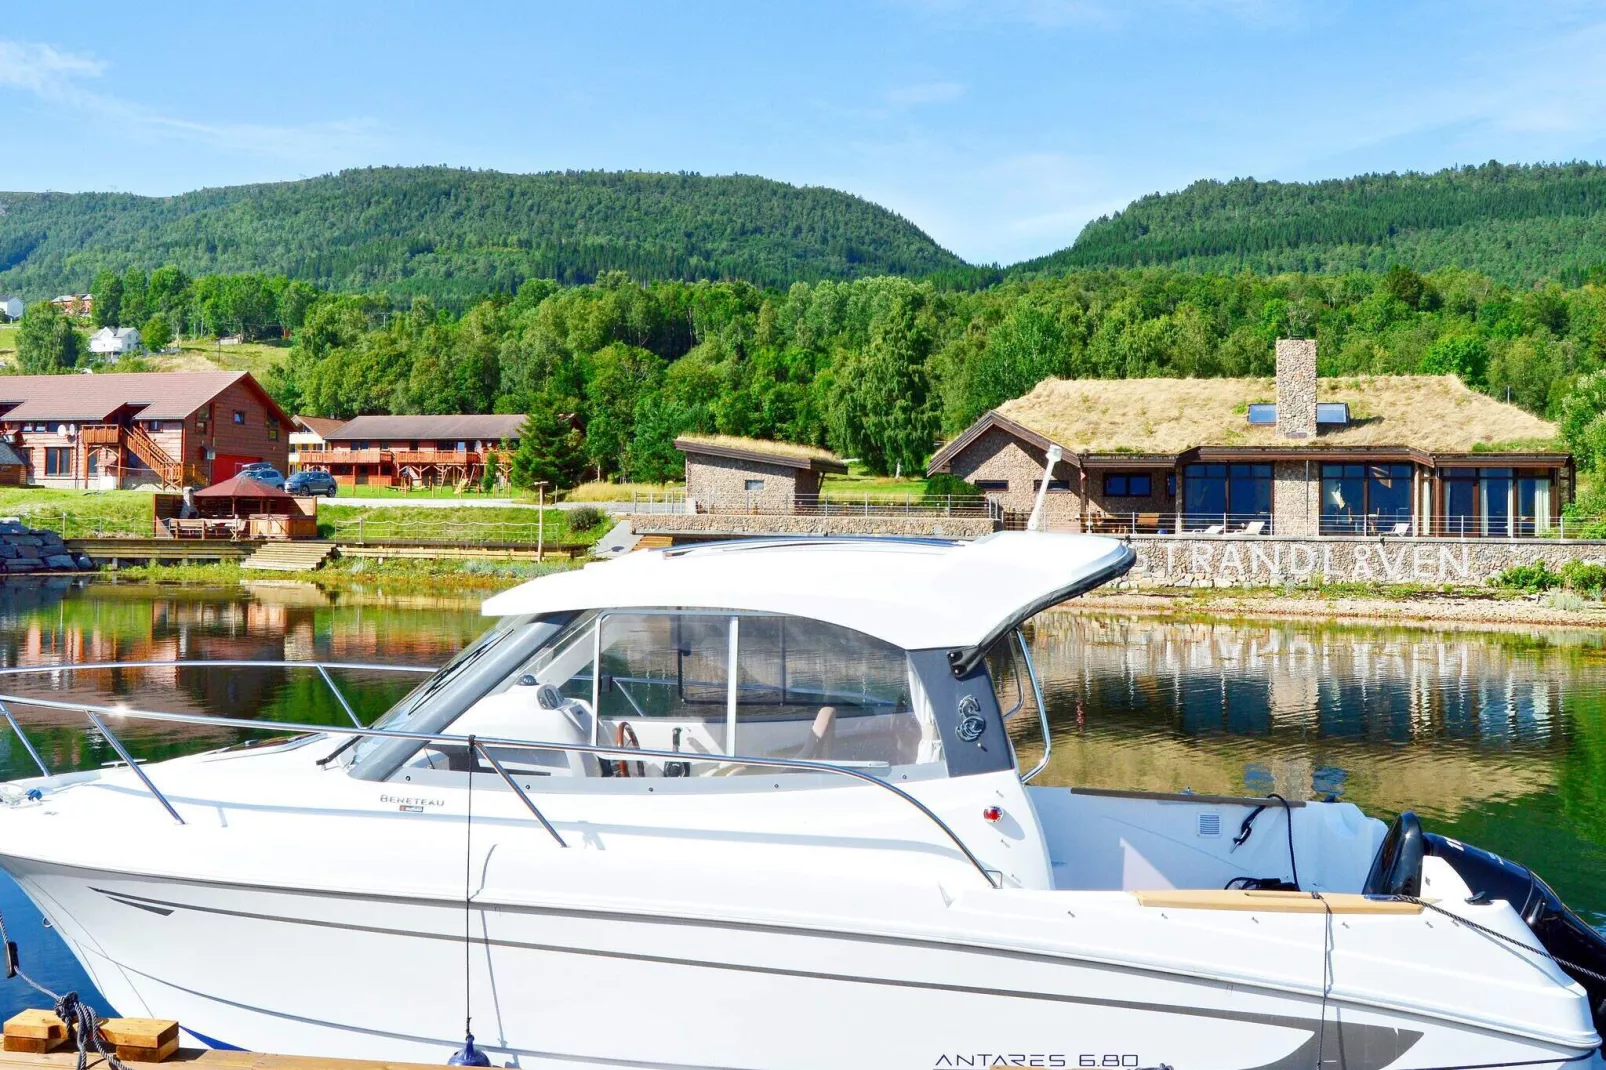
[0,532,1603,1070]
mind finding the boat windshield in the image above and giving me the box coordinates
[386,609,955,781]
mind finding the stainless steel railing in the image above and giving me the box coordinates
[0,660,1001,888]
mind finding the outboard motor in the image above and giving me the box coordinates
[1427,832,1606,1042]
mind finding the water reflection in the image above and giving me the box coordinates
[1018,613,1606,920]
[0,580,487,775]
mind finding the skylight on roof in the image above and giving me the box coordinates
[1316,403,1350,426]
[1246,403,1277,426]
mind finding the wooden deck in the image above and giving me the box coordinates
[0,1049,441,1069]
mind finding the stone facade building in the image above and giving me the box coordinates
[927,340,1574,538]
[676,436,847,512]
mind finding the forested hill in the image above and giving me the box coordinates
[1016,162,1606,285]
[0,167,974,302]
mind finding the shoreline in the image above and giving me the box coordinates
[1072,587,1606,631]
[31,561,1606,630]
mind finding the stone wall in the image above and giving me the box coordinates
[1120,534,1606,587]
[684,455,800,510]
[1275,338,1317,439]
[633,513,996,540]
[1272,460,1319,536]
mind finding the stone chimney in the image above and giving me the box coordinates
[1275,338,1317,439]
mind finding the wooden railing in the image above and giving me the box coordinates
[81,423,196,489]
[296,448,484,467]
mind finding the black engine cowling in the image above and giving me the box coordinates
[1426,832,1606,1043]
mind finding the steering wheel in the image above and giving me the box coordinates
[615,721,644,778]
[1363,811,1426,897]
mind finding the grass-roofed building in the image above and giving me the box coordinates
[927,340,1572,538]
[675,435,847,512]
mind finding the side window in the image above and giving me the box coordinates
[431,611,945,781]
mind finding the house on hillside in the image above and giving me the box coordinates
[88,326,142,359]
[675,435,847,512]
[0,296,23,322]
[288,415,345,471]
[295,413,525,488]
[927,339,1573,538]
[0,371,290,490]
[50,295,92,318]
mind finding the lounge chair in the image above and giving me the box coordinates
[1388,522,1410,536]
[1201,524,1224,535]
[1241,520,1266,536]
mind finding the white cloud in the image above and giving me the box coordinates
[0,37,385,163]
[886,81,966,106]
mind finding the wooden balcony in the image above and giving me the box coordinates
[80,424,124,446]
[296,448,483,467]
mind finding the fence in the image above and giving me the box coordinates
[625,491,1001,519]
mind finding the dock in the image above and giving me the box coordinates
[0,1051,441,1069]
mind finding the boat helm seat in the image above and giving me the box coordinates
[1363,811,1425,898]
[795,706,837,761]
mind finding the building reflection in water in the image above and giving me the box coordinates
[1019,614,1593,822]
[0,581,486,773]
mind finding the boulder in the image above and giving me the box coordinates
[0,543,16,559]
[6,558,43,573]
[43,554,76,570]
[10,536,40,548]
[74,554,97,571]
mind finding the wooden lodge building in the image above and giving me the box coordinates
[927,340,1574,538]
[0,372,290,490]
[293,414,525,488]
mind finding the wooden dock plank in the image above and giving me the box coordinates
[0,1048,445,1068]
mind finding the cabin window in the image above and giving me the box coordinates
[1031,479,1072,492]
[419,610,946,781]
[973,480,1008,492]
[233,411,245,425]
[43,448,71,476]
[744,479,765,492]
[1441,466,1546,537]
[87,453,100,476]
[1103,473,1152,497]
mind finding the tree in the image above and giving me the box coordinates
[1419,336,1489,387]
[827,283,937,475]
[90,270,123,328]
[141,313,173,352]
[15,302,83,373]
[510,402,587,491]
[1561,371,1606,471]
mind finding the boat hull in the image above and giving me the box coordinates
[6,857,1595,1070]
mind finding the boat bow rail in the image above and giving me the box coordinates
[0,659,1003,890]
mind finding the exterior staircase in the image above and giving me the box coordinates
[240,541,336,572]
[85,423,204,489]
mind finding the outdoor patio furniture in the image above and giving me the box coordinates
[1241,520,1266,535]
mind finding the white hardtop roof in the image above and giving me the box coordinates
[482,532,1133,654]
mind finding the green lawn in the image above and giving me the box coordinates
[317,504,610,545]
[820,466,931,500]
[329,482,513,500]
[0,488,155,537]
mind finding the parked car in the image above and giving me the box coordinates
[285,470,337,497]
[238,464,285,489]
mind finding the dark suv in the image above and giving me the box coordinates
[285,470,338,497]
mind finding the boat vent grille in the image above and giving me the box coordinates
[1197,812,1222,837]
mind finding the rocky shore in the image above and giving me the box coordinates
[0,519,96,574]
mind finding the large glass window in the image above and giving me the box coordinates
[1442,467,1526,537]
[1321,464,1413,535]
[1518,475,1553,535]
[1183,463,1271,530]
[43,448,71,476]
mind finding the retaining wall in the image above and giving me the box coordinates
[1120,534,1606,587]
[632,513,996,540]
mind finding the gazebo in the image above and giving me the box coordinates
[166,475,318,539]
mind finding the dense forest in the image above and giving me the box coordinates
[14,260,1606,504]
[1021,162,1606,286]
[53,262,1592,492]
[0,168,979,302]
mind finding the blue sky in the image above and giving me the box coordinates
[3,1,1605,265]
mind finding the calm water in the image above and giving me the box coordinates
[0,579,1603,1018]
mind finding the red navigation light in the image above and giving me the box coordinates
[982,806,1003,823]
